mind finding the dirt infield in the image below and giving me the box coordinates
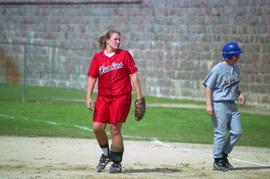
[0,136,269,179]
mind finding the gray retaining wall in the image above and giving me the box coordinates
[0,0,269,107]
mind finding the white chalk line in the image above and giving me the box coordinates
[151,139,270,167]
[1,113,269,167]
[232,158,269,167]
[0,113,145,140]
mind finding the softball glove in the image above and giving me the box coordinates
[135,97,146,121]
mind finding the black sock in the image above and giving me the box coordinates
[110,150,123,163]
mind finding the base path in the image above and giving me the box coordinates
[0,136,269,179]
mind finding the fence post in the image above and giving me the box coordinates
[22,43,27,102]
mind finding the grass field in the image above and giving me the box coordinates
[0,83,204,104]
[0,83,270,147]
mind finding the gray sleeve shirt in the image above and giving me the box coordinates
[202,62,240,102]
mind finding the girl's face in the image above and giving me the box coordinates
[106,33,121,51]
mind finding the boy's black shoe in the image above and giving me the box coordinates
[96,154,110,172]
[109,162,122,173]
[213,159,229,171]
[223,153,233,169]
[223,158,233,169]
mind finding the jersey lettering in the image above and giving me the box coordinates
[222,72,239,88]
[99,62,123,75]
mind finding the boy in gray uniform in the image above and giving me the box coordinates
[202,41,246,171]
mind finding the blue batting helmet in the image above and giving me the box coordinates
[222,41,243,59]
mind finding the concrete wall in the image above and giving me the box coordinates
[0,0,269,107]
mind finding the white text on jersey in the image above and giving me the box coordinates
[99,62,123,75]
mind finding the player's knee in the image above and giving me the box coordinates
[93,125,105,134]
[231,128,242,138]
[110,123,122,137]
[232,131,242,139]
[110,129,121,137]
[214,130,227,139]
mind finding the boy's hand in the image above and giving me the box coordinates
[239,93,245,105]
[206,104,213,116]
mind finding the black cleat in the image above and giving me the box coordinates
[223,157,233,169]
[96,154,110,172]
[213,159,229,171]
[109,162,122,173]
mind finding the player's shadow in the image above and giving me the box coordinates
[232,166,270,171]
[123,167,181,174]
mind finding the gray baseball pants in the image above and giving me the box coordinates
[212,101,242,159]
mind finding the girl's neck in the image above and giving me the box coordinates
[104,49,116,57]
[105,46,117,54]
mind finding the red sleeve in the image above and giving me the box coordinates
[87,53,99,78]
[125,51,138,74]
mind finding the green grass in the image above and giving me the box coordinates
[0,101,92,138]
[0,83,203,104]
[124,107,213,143]
[0,83,87,101]
[0,83,270,147]
[0,100,269,147]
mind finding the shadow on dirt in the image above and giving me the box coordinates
[123,167,182,173]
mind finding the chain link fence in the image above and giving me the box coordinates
[0,41,95,102]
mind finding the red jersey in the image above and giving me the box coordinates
[87,49,138,96]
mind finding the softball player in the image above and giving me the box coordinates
[202,41,245,171]
[86,30,143,173]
